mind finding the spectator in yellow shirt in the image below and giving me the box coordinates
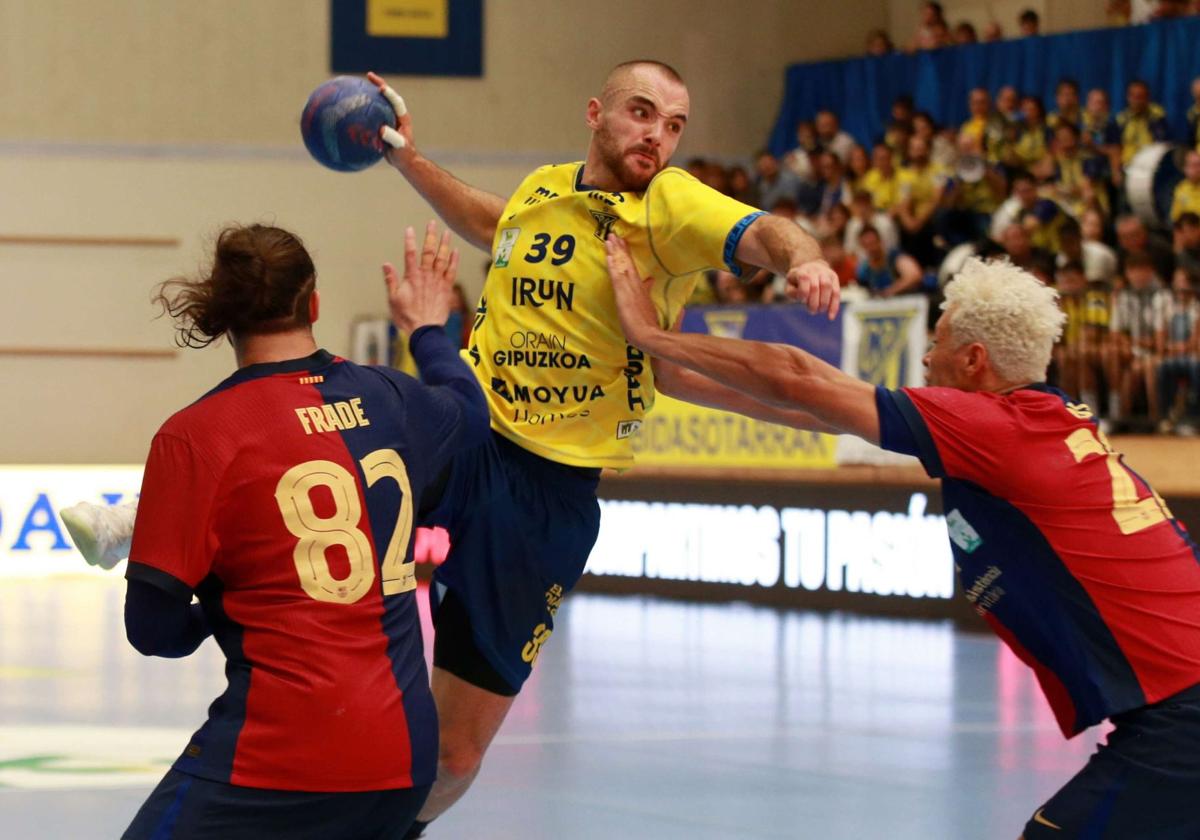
[1012,95,1051,170]
[1116,79,1169,166]
[1048,78,1083,133]
[861,144,903,212]
[1172,151,1200,222]
[1187,77,1200,152]
[897,135,947,266]
[1050,122,1105,219]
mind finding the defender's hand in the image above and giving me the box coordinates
[384,221,459,334]
[367,71,415,169]
[605,234,662,349]
[785,260,841,319]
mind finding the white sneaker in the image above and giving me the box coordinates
[60,501,138,570]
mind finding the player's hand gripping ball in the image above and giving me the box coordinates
[300,76,397,172]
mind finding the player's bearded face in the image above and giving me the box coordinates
[591,76,688,192]
[594,111,669,191]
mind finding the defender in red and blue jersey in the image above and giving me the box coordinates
[120,223,487,840]
[605,240,1200,840]
[878,384,1200,738]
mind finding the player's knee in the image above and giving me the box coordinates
[437,738,485,782]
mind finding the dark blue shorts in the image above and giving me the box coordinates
[427,431,601,693]
[122,769,430,840]
[1024,682,1200,839]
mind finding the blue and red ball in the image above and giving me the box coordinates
[300,76,396,172]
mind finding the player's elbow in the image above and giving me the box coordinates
[125,619,167,657]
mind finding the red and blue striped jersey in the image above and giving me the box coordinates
[878,384,1200,736]
[127,334,487,791]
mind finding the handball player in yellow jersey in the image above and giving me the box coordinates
[368,59,841,836]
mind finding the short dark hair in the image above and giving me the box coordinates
[1059,217,1082,238]
[1021,95,1046,119]
[1011,169,1036,185]
[1060,260,1085,274]
[1128,78,1150,93]
[1175,212,1200,229]
[1057,77,1080,95]
[913,111,939,131]
[859,225,881,240]
[607,59,684,85]
[1019,9,1039,24]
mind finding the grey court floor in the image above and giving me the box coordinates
[0,578,1098,839]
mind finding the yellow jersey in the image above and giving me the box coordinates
[469,162,763,469]
[898,164,945,218]
[1172,180,1200,222]
[860,168,902,212]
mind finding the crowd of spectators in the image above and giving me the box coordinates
[863,1,1200,56]
[684,68,1200,434]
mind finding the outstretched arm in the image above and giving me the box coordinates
[607,236,879,442]
[369,73,507,251]
[652,356,841,434]
[733,214,841,318]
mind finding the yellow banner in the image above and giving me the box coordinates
[630,395,837,469]
[367,0,449,38]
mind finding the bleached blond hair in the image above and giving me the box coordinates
[941,257,1065,384]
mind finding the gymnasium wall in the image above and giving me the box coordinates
[0,0,886,464]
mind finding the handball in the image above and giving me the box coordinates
[300,76,396,172]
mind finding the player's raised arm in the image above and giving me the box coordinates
[384,221,490,447]
[605,234,877,441]
[733,213,842,318]
[369,72,507,252]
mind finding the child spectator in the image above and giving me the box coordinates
[1053,260,1092,401]
[1108,252,1171,428]
[1156,268,1200,434]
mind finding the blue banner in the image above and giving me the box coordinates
[679,303,843,368]
[331,0,483,77]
